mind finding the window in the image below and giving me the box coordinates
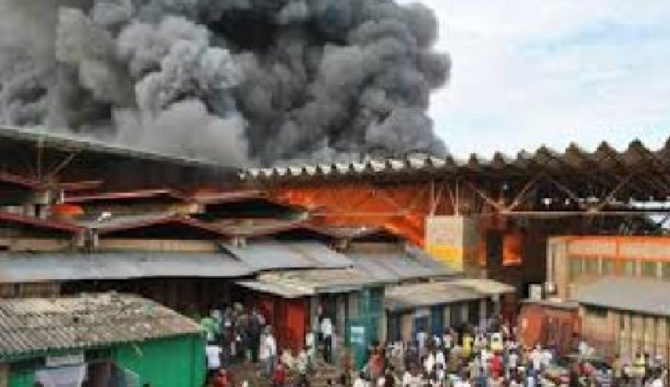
[642,261,658,278]
[588,306,608,318]
[621,260,636,276]
[662,263,670,279]
[602,259,615,276]
[569,258,583,280]
[584,259,600,275]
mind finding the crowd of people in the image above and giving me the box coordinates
[201,303,341,387]
[199,305,667,387]
[354,316,668,387]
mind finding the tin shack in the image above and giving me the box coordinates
[0,293,204,387]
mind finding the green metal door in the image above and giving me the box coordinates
[347,319,368,370]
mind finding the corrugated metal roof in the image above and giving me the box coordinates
[222,241,352,271]
[0,171,44,190]
[0,211,82,234]
[65,189,188,204]
[76,212,177,229]
[349,247,458,282]
[213,219,331,239]
[0,125,223,167]
[574,277,670,317]
[238,268,383,297]
[236,280,313,299]
[0,252,253,283]
[385,281,483,311]
[0,293,201,360]
[94,214,233,238]
[239,140,670,183]
[452,278,515,295]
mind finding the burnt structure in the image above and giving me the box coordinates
[241,138,670,292]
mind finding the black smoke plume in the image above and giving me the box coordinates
[0,0,450,166]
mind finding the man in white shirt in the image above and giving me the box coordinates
[530,346,542,372]
[424,350,436,374]
[206,343,223,371]
[321,317,333,363]
[264,327,277,377]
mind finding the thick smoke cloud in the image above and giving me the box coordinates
[0,0,450,166]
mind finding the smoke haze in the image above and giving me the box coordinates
[0,0,450,166]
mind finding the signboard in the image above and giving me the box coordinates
[45,353,84,368]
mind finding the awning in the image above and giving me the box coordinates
[0,252,253,283]
[236,280,313,299]
[385,281,483,312]
[451,278,515,295]
[236,268,382,298]
[348,246,458,283]
[222,241,352,271]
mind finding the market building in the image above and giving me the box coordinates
[0,293,204,386]
[575,277,670,363]
[385,279,515,343]
[547,235,670,299]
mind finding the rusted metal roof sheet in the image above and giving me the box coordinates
[65,189,189,204]
[0,293,201,361]
[237,268,384,297]
[0,252,253,283]
[94,214,232,238]
[0,211,82,234]
[212,219,335,239]
[222,241,352,271]
[240,139,670,183]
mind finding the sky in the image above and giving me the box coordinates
[411,0,670,158]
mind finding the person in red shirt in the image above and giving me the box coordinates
[272,363,286,387]
[491,353,503,379]
[214,369,229,387]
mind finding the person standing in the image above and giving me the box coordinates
[265,327,278,377]
[296,348,310,387]
[321,316,334,363]
[417,329,428,359]
[272,362,286,387]
[206,342,223,378]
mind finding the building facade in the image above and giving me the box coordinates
[575,277,670,366]
[547,236,670,300]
